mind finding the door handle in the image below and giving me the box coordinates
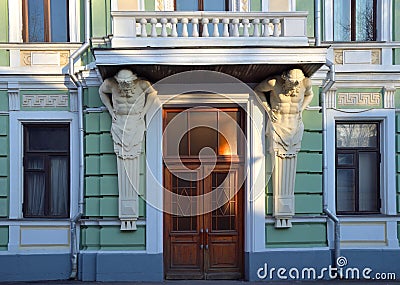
[205,228,209,250]
[200,228,204,250]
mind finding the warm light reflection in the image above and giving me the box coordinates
[218,134,232,155]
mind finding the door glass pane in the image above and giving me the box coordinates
[218,111,238,155]
[212,172,236,231]
[336,169,355,212]
[28,0,45,42]
[171,174,197,231]
[175,0,198,10]
[189,111,218,156]
[336,123,377,147]
[25,172,46,216]
[165,111,188,156]
[355,0,375,41]
[50,0,68,42]
[203,0,226,11]
[49,157,69,216]
[358,152,378,211]
[334,0,351,41]
[27,156,44,170]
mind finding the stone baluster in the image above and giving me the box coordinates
[232,18,239,37]
[182,18,189,37]
[222,18,230,37]
[202,18,209,37]
[272,18,280,37]
[140,18,147,37]
[212,18,219,37]
[192,18,199,37]
[242,18,250,37]
[171,18,178,37]
[160,18,168,37]
[150,18,158,37]
[262,19,270,37]
[252,19,260,37]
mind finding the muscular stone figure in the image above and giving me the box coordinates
[99,69,157,230]
[255,69,313,227]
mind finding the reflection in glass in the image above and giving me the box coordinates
[337,169,355,212]
[336,123,377,147]
[337,153,354,166]
[165,112,188,155]
[359,152,378,211]
[355,0,375,41]
[28,0,45,42]
[189,112,218,156]
[28,126,69,151]
[50,0,68,42]
[218,112,238,155]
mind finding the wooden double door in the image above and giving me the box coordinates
[164,164,243,279]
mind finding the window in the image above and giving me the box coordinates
[22,0,69,42]
[334,0,376,41]
[335,122,380,214]
[23,124,70,218]
[175,0,229,11]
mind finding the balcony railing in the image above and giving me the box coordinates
[111,11,310,47]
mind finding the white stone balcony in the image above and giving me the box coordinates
[111,11,310,48]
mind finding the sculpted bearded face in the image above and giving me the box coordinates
[281,69,305,96]
[115,69,138,96]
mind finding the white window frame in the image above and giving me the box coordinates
[323,0,392,42]
[9,111,79,220]
[326,109,396,215]
[8,0,80,42]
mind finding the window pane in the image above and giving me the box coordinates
[175,0,198,10]
[49,157,69,216]
[26,156,45,170]
[25,172,46,216]
[336,123,377,148]
[28,0,45,42]
[355,0,375,41]
[27,126,69,151]
[50,0,68,42]
[203,0,226,11]
[218,111,238,155]
[334,0,351,41]
[189,111,218,156]
[337,169,355,212]
[337,153,354,166]
[165,111,188,156]
[358,152,379,211]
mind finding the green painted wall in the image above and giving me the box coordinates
[396,113,400,213]
[81,225,145,250]
[91,0,112,37]
[396,89,400,109]
[266,110,323,212]
[83,87,146,223]
[250,0,262,11]
[0,109,9,218]
[296,0,314,37]
[0,0,8,42]
[394,0,400,41]
[144,0,155,11]
[265,223,327,247]
[0,226,8,250]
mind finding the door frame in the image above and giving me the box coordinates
[144,84,268,279]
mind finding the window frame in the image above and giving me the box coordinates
[22,0,70,43]
[333,0,377,42]
[335,121,381,214]
[23,123,70,218]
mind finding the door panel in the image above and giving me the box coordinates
[164,168,204,279]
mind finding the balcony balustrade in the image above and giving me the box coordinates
[111,11,310,47]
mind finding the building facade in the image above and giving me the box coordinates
[0,0,399,281]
